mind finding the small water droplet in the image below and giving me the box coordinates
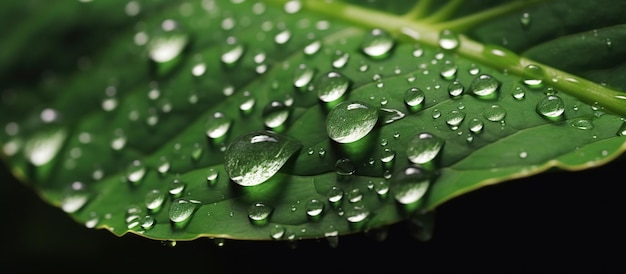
[225,131,302,186]
[345,204,369,223]
[270,224,286,240]
[262,101,290,130]
[483,104,507,122]
[470,74,500,99]
[327,186,344,204]
[347,188,363,203]
[361,28,395,59]
[445,110,466,130]
[148,20,188,64]
[304,40,322,55]
[274,29,291,45]
[248,202,273,224]
[293,63,315,88]
[391,166,430,204]
[126,160,146,184]
[407,133,445,164]
[141,215,156,230]
[316,71,351,103]
[169,198,196,223]
[468,118,484,134]
[206,168,219,184]
[331,50,350,68]
[326,101,378,143]
[404,87,425,112]
[512,86,526,100]
[522,64,544,88]
[169,179,186,197]
[221,37,245,66]
[536,95,565,118]
[157,156,170,175]
[145,189,165,211]
[447,81,464,98]
[569,118,594,130]
[305,199,325,218]
[335,158,355,176]
[520,12,531,29]
[205,112,232,141]
[440,60,458,80]
[438,29,460,50]
[61,181,89,213]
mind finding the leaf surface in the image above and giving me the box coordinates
[1,0,625,242]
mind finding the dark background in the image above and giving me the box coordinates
[2,156,624,273]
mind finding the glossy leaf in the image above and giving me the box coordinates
[1,0,625,243]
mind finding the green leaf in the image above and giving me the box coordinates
[1,0,625,243]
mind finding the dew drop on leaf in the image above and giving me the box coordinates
[445,110,466,130]
[169,179,186,197]
[141,215,156,230]
[470,74,500,98]
[326,100,378,143]
[169,198,196,223]
[483,104,507,122]
[345,204,369,223]
[270,224,286,240]
[221,37,245,66]
[144,189,165,211]
[569,118,594,130]
[224,130,302,186]
[126,160,147,184]
[331,50,350,69]
[61,181,89,213]
[305,199,325,218]
[147,20,188,64]
[536,95,565,118]
[274,29,291,45]
[293,63,315,88]
[512,86,526,100]
[440,60,458,80]
[520,12,531,29]
[361,28,395,59]
[335,158,355,176]
[391,166,430,205]
[404,87,425,111]
[447,80,464,98]
[247,202,273,223]
[316,71,351,103]
[262,101,290,130]
[327,186,344,204]
[407,133,445,165]
[304,40,322,56]
[468,118,484,134]
[204,112,231,140]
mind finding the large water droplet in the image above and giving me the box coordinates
[326,101,378,143]
[316,71,351,103]
[470,74,500,99]
[407,133,445,164]
[169,198,196,223]
[391,166,430,204]
[361,28,394,59]
[225,131,302,186]
[536,95,565,118]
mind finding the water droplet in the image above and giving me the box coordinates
[374,180,390,196]
[326,101,378,143]
[438,29,460,50]
[145,189,165,211]
[345,204,369,223]
[331,50,350,68]
[483,104,507,122]
[347,188,363,203]
[141,215,156,230]
[361,28,394,59]
[111,128,126,151]
[169,198,196,223]
[617,122,626,136]
[447,81,464,98]
[512,86,526,100]
[24,128,66,167]
[270,224,286,240]
[169,179,186,197]
[238,91,256,114]
[522,64,544,88]
[221,37,245,66]
[327,186,344,204]
[407,133,445,164]
[148,21,188,63]
[225,131,302,186]
[470,74,500,99]
[293,63,315,88]
[316,71,351,103]
[274,29,291,45]
[520,12,531,29]
[536,95,565,118]
[468,118,484,134]
[206,168,219,184]
[569,118,594,130]
[335,158,355,176]
[304,40,322,55]
[262,101,290,129]
[445,110,466,130]
[157,156,170,175]
[248,202,273,224]
[205,112,231,140]
[440,60,458,80]
[380,148,396,164]
[305,199,325,218]
[126,160,146,184]
[391,166,430,204]
[404,87,425,112]
[61,181,89,213]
